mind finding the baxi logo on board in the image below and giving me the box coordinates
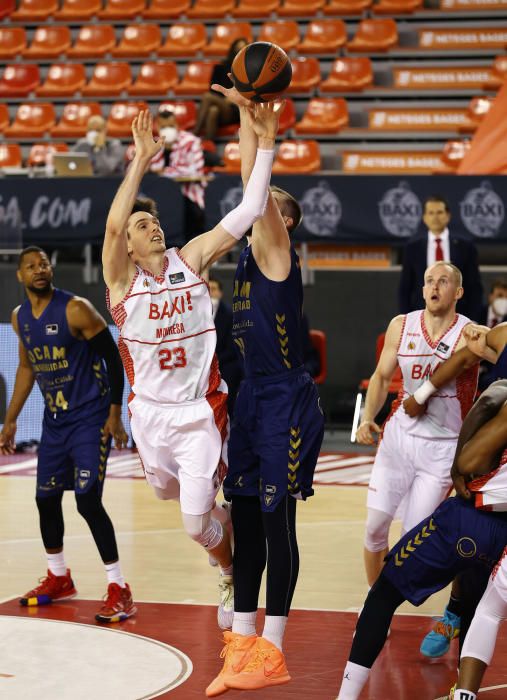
[460,181,504,238]
[378,181,421,237]
[300,181,341,237]
[219,185,244,218]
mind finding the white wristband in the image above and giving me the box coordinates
[413,380,437,405]
[220,148,274,240]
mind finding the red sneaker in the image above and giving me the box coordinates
[95,583,137,623]
[19,569,77,606]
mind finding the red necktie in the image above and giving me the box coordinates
[435,237,444,262]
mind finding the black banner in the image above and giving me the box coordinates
[0,174,184,248]
[205,174,507,244]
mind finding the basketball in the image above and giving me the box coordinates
[231,42,292,103]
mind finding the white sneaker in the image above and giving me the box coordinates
[217,573,234,630]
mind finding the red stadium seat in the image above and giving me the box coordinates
[278,0,325,14]
[54,0,101,19]
[98,0,146,18]
[82,63,132,96]
[272,140,321,173]
[174,62,216,95]
[374,0,422,12]
[107,102,149,137]
[36,63,87,97]
[348,19,398,52]
[11,0,58,20]
[143,0,190,17]
[258,21,300,51]
[157,101,197,130]
[187,0,235,17]
[5,103,56,138]
[277,98,297,134]
[0,28,27,59]
[28,142,69,167]
[0,64,40,97]
[0,144,22,169]
[22,26,72,59]
[232,0,279,15]
[295,98,349,134]
[203,23,253,56]
[128,62,179,95]
[320,57,373,92]
[359,333,402,392]
[215,141,241,172]
[309,330,327,385]
[0,105,10,132]
[324,0,371,13]
[112,24,162,57]
[0,0,16,19]
[68,25,117,58]
[298,20,347,54]
[286,57,321,93]
[51,102,103,137]
[159,23,207,57]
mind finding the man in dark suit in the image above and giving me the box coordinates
[399,195,483,321]
[209,277,242,416]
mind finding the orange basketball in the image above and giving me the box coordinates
[231,41,292,103]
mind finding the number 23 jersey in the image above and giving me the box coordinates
[107,248,221,404]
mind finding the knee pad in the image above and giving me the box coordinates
[364,508,392,552]
[181,512,223,550]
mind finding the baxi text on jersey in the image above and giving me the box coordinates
[412,361,441,379]
[148,291,194,320]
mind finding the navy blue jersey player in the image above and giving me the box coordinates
[206,99,325,696]
[0,247,136,623]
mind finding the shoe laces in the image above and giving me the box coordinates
[242,644,273,673]
[102,583,122,609]
[218,578,233,608]
[31,572,56,595]
[433,620,454,640]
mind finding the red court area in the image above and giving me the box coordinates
[1,598,507,699]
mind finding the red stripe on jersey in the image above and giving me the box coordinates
[118,336,135,389]
[126,280,205,300]
[421,311,459,349]
[176,250,209,286]
[206,355,228,485]
[456,364,479,420]
[122,327,216,346]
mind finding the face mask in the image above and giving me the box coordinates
[493,297,507,318]
[160,126,178,144]
[86,130,99,146]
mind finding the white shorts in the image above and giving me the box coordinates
[367,412,455,532]
[492,548,507,604]
[129,392,228,515]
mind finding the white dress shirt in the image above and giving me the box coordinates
[426,227,450,266]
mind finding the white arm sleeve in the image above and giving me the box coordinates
[221,148,274,240]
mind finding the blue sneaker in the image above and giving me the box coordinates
[420,607,460,658]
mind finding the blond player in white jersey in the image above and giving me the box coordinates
[356,261,479,588]
[103,107,281,629]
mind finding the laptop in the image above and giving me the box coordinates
[53,152,94,177]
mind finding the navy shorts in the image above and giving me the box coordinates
[224,367,325,512]
[36,405,111,498]
[383,496,507,606]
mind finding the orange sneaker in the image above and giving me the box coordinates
[225,636,291,691]
[206,631,257,698]
[95,583,137,623]
[19,569,77,606]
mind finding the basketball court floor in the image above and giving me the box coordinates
[1,433,506,699]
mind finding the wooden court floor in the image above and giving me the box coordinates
[1,450,507,699]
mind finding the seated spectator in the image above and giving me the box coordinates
[478,279,507,391]
[209,276,242,416]
[194,38,248,140]
[72,115,124,176]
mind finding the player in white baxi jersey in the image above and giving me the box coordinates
[356,262,478,589]
[103,107,281,631]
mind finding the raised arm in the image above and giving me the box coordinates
[0,309,35,455]
[355,315,404,445]
[102,111,164,295]
[179,102,279,276]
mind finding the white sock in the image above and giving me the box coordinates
[47,551,67,577]
[105,561,125,588]
[454,691,477,700]
[262,615,287,651]
[220,564,233,576]
[337,661,370,700]
[232,611,257,637]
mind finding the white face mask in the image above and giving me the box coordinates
[493,297,507,318]
[160,126,178,144]
[86,130,99,146]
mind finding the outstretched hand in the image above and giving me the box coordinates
[249,101,284,141]
[211,78,252,108]
[132,110,165,163]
